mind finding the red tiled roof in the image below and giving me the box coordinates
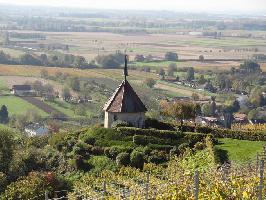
[103,80,147,113]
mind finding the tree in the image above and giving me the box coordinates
[19,53,41,66]
[74,56,87,69]
[210,96,217,116]
[199,55,204,62]
[144,78,156,88]
[198,75,207,85]
[165,52,178,61]
[0,105,8,123]
[248,109,259,121]
[40,69,48,79]
[0,129,13,173]
[68,77,80,92]
[186,67,195,81]
[62,88,71,102]
[240,60,261,74]
[202,103,212,117]
[158,68,165,76]
[40,54,48,66]
[167,63,177,77]
[161,100,196,130]
[134,54,145,62]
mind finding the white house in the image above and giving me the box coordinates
[25,123,49,137]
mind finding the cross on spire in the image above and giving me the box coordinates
[124,54,129,81]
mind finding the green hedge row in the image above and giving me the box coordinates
[117,127,184,139]
[175,124,266,141]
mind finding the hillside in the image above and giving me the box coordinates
[1,122,266,199]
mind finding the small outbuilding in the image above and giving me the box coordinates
[103,55,147,128]
[11,85,35,96]
[25,123,49,137]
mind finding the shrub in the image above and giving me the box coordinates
[193,142,206,151]
[72,142,89,157]
[0,172,7,193]
[1,172,62,200]
[80,134,96,145]
[178,143,189,153]
[130,150,145,169]
[116,153,130,166]
[169,146,180,157]
[148,151,168,164]
[184,133,209,146]
[111,120,131,128]
[108,147,124,160]
[72,155,91,171]
[88,156,117,174]
[147,144,173,152]
[90,146,105,155]
[145,118,175,130]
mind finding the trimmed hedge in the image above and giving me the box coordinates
[211,128,266,141]
[174,124,266,141]
[117,127,184,139]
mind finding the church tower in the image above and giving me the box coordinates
[103,55,147,128]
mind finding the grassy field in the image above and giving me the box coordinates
[0,65,158,80]
[0,96,48,116]
[216,138,266,163]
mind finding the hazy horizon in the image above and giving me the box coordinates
[0,0,265,14]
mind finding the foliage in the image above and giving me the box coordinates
[0,105,8,124]
[165,52,178,61]
[116,152,130,166]
[144,78,156,88]
[0,172,64,200]
[130,150,145,169]
[0,129,14,173]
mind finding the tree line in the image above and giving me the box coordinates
[0,50,127,69]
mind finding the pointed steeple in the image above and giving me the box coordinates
[124,54,129,80]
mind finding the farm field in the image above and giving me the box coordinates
[0,65,158,80]
[9,31,266,60]
[216,138,266,163]
[0,95,48,116]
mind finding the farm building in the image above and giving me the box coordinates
[11,85,35,96]
[25,123,49,137]
[103,55,147,128]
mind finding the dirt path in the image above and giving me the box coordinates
[20,96,67,118]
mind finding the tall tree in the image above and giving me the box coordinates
[0,105,8,123]
[186,67,195,81]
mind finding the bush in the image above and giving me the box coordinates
[184,133,209,146]
[72,142,89,157]
[108,146,124,160]
[73,155,91,171]
[169,146,180,157]
[80,134,96,145]
[1,172,62,200]
[116,153,130,166]
[193,142,206,151]
[130,150,145,169]
[0,172,7,193]
[178,143,189,153]
[147,144,173,152]
[148,151,167,164]
[145,118,175,130]
[111,120,131,128]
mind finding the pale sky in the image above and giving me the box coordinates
[0,0,265,13]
